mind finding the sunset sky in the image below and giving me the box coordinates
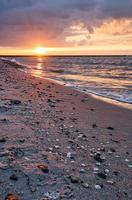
[0,0,132,55]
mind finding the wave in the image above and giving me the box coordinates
[1,56,132,108]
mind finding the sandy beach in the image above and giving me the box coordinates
[0,59,132,200]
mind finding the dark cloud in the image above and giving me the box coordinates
[0,0,132,47]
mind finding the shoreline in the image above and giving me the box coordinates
[1,57,132,110]
[0,59,132,199]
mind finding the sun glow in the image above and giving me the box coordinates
[34,47,47,55]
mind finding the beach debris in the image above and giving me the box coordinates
[38,164,49,173]
[10,174,18,181]
[10,100,21,105]
[5,193,20,200]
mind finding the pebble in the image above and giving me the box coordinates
[37,164,49,173]
[107,127,114,130]
[94,184,102,190]
[93,154,103,163]
[10,99,21,105]
[125,159,129,162]
[105,169,110,173]
[94,167,99,171]
[67,152,72,158]
[92,124,97,128]
[80,168,85,173]
[10,174,18,181]
[69,175,79,183]
[0,138,6,143]
[107,180,114,185]
[82,182,89,188]
[97,173,107,179]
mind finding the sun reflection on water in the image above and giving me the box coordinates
[31,57,43,77]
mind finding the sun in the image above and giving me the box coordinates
[34,47,47,55]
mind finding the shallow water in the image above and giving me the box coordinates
[2,56,132,105]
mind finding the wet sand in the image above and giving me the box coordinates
[0,59,132,200]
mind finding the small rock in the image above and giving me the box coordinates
[67,152,72,158]
[93,154,103,163]
[105,169,110,173]
[10,174,18,181]
[38,164,49,173]
[19,139,25,143]
[82,182,89,188]
[97,173,107,179]
[107,127,114,130]
[94,184,102,190]
[107,180,114,185]
[92,124,97,128]
[69,175,79,183]
[10,100,21,105]
[113,171,119,176]
[0,138,6,143]
[80,168,85,173]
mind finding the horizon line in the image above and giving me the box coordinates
[0,54,131,57]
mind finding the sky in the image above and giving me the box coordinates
[0,0,132,55]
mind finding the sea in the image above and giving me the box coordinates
[1,56,132,108]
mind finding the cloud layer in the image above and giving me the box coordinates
[0,0,132,47]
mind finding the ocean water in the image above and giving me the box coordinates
[2,56,132,105]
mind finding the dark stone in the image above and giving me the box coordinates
[107,127,114,130]
[111,139,119,143]
[97,173,107,179]
[69,175,79,184]
[47,99,52,103]
[110,148,116,152]
[10,100,21,105]
[19,139,25,143]
[0,138,6,143]
[93,154,103,163]
[1,118,8,122]
[92,124,97,128]
[114,171,119,176]
[10,174,18,181]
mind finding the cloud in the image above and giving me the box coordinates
[0,0,132,47]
